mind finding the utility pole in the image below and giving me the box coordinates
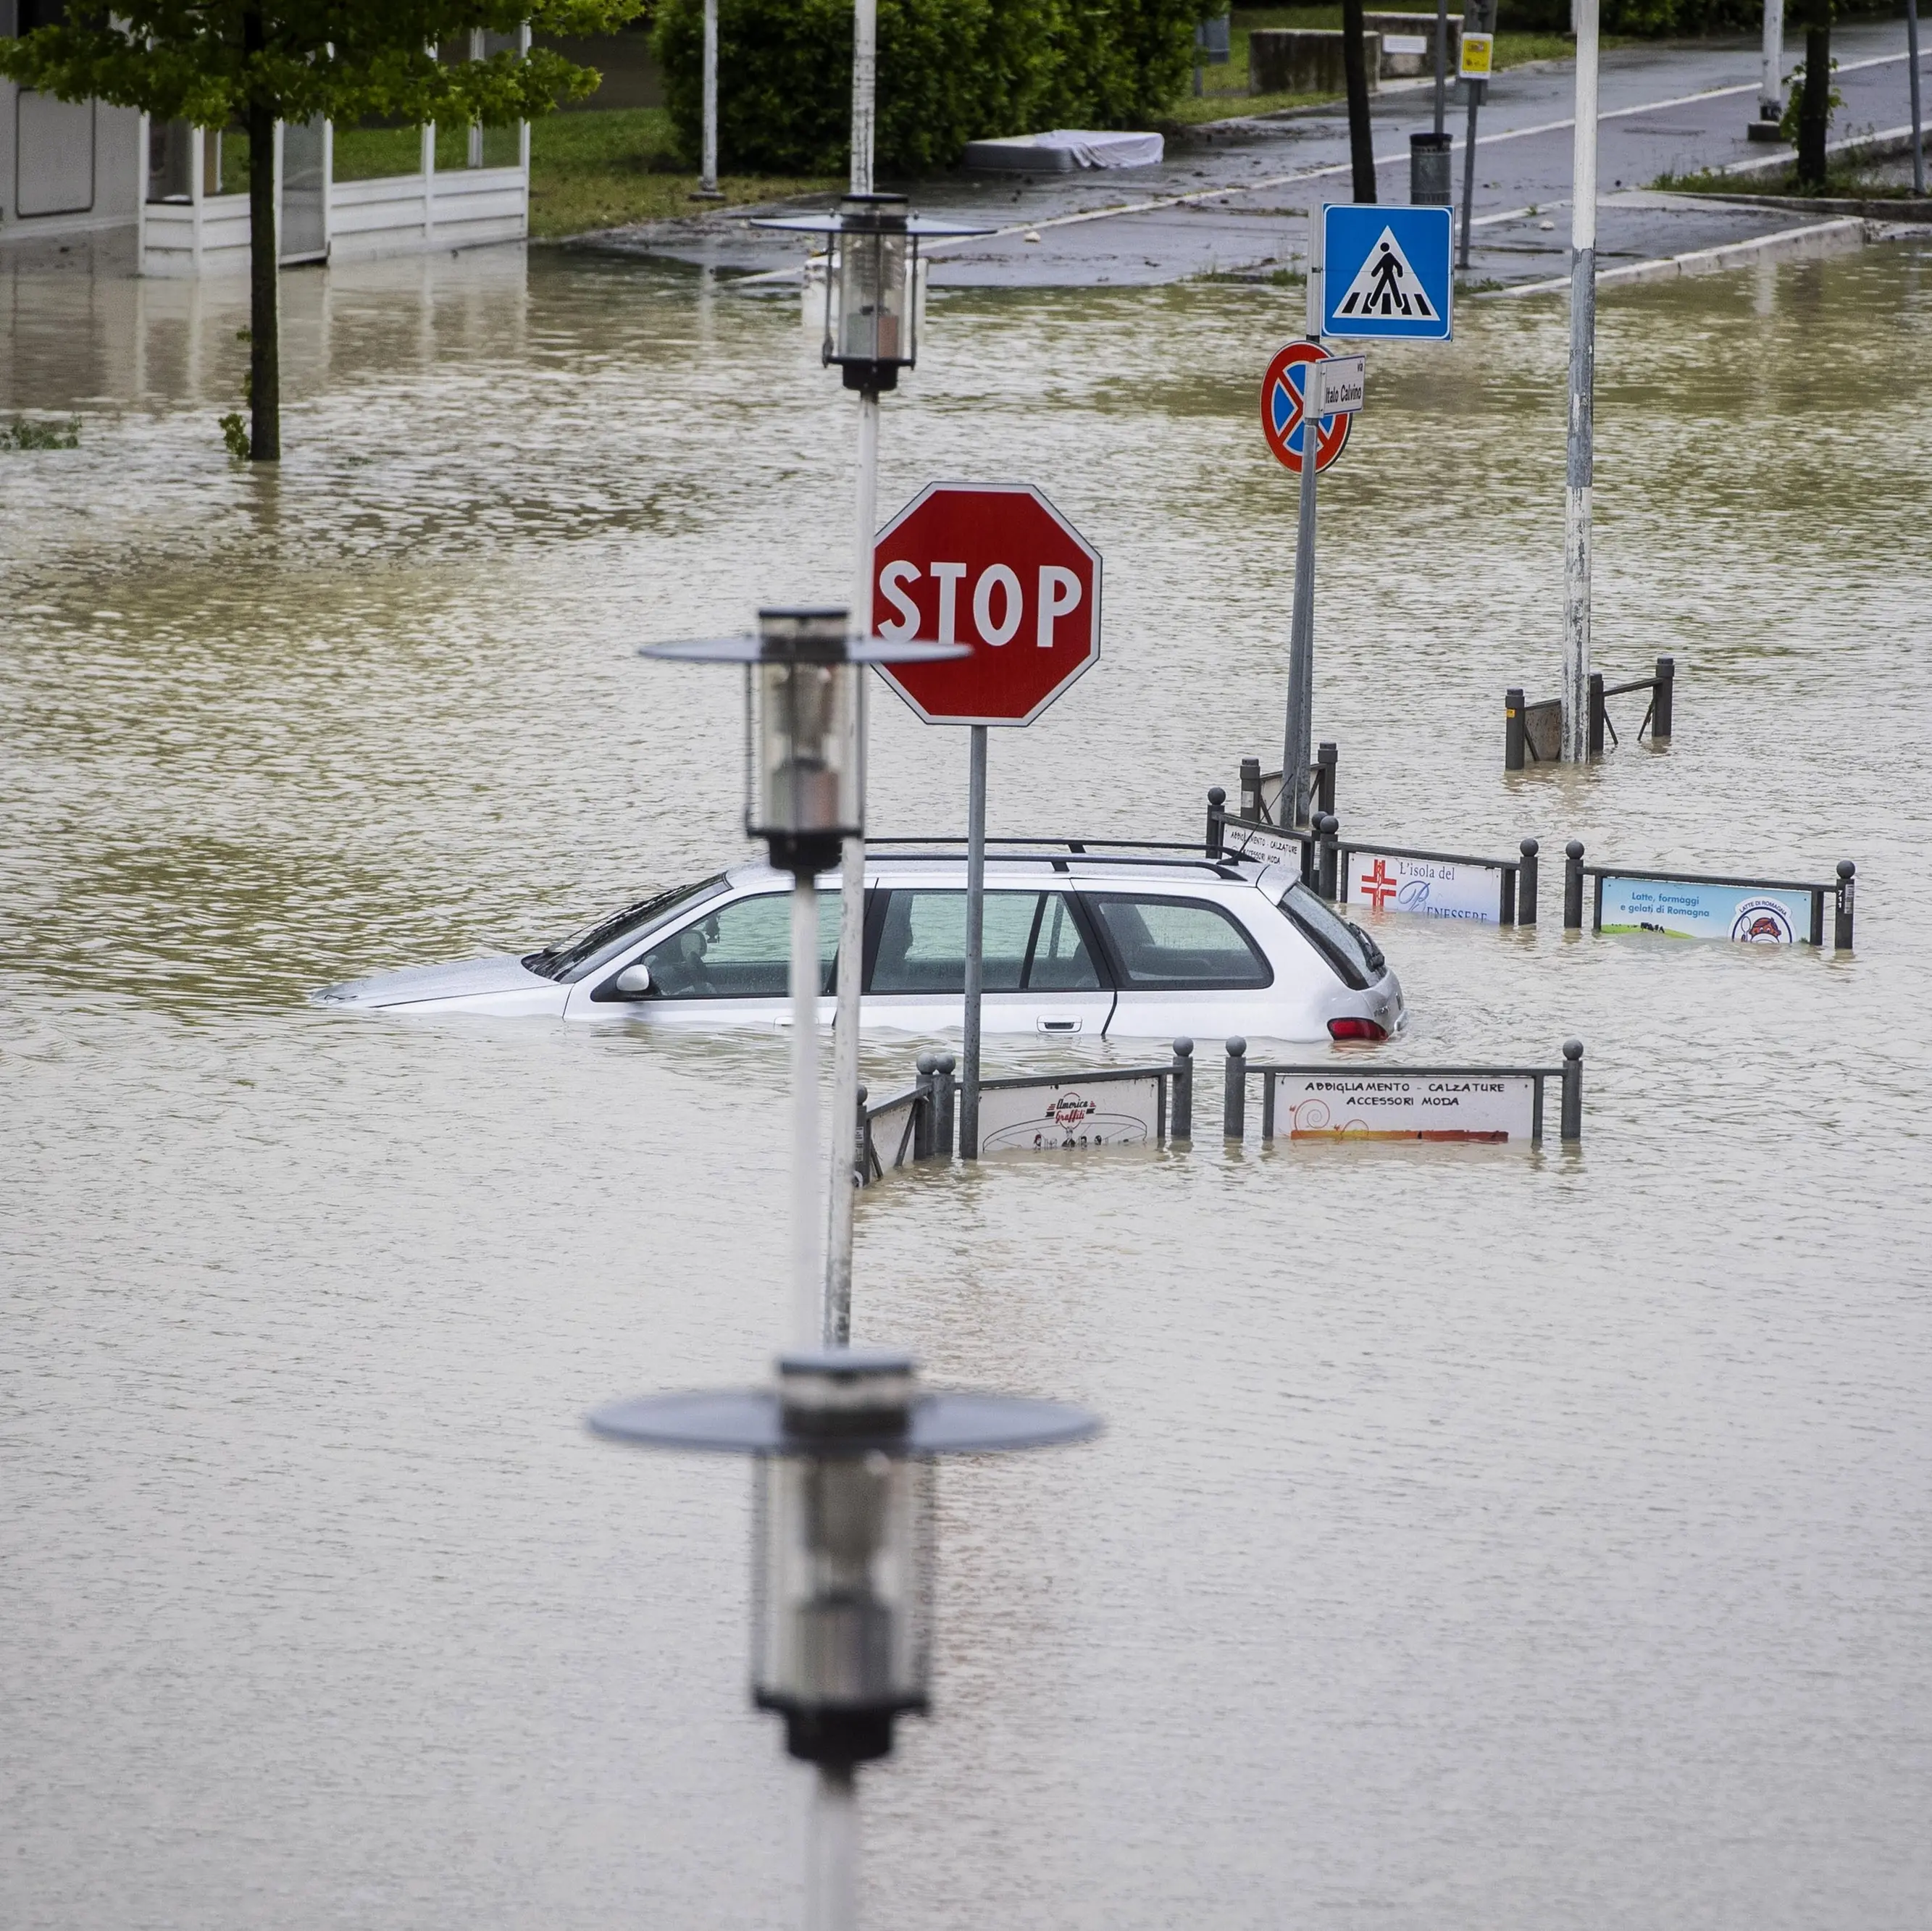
[1562,0,1599,763]
[1341,0,1377,201]
[693,0,723,199]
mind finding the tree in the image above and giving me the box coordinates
[0,4,640,460]
[1340,0,1376,204]
[1794,0,1833,188]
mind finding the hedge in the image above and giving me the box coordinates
[654,0,1205,175]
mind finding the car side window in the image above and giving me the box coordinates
[638,893,838,999]
[1084,894,1271,990]
[869,891,1099,994]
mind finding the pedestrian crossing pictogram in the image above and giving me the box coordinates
[1320,204,1453,341]
[1334,228,1439,322]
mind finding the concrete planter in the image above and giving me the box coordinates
[1249,29,1381,97]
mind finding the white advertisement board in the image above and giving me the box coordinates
[1598,876,1811,944]
[979,1077,1162,1155]
[1347,850,1503,923]
[861,1094,919,1184]
[1274,1073,1536,1142]
[1222,821,1302,871]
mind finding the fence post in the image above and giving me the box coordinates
[1505,685,1526,771]
[1559,1037,1584,1142]
[1205,786,1226,858]
[912,1052,937,1160]
[934,1052,958,1155]
[1652,655,1674,738]
[1518,837,1539,926]
[1315,741,1338,818]
[1563,839,1585,930]
[1239,756,1263,824]
[1587,671,1605,757]
[1223,1036,1247,1139]
[1316,813,1340,900]
[1299,826,1316,889]
[1170,1038,1194,1141]
[1835,859,1856,950]
[853,1081,871,1191]
[1260,1070,1276,1142]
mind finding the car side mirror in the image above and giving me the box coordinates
[611,963,653,997]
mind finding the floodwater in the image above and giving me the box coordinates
[4,238,1930,1931]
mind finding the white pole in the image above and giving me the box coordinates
[1759,0,1786,124]
[825,394,877,1345]
[958,726,987,1158]
[850,0,877,196]
[699,0,721,197]
[1562,0,1599,765]
[806,1764,858,1931]
[790,874,824,1352]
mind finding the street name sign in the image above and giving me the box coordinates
[1310,353,1366,415]
[1260,341,1356,474]
[871,481,1102,727]
[1321,204,1453,340]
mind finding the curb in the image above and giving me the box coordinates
[1481,214,1870,298]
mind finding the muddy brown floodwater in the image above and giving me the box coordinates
[4,238,1931,1931]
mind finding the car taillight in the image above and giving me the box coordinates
[1328,1016,1387,1042]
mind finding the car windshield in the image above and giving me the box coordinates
[524,875,729,982]
[1277,882,1376,990]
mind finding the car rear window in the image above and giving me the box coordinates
[1084,895,1271,990]
[1277,883,1378,989]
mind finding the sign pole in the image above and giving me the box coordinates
[1434,0,1449,136]
[823,7,881,1347]
[1907,0,1925,198]
[1281,219,1324,831]
[1563,0,1599,764]
[1457,68,1484,269]
[960,725,988,1160]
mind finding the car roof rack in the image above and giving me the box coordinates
[863,834,1253,881]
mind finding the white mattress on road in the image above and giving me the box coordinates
[962,128,1166,172]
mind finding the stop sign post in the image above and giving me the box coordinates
[869,482,1103,1157]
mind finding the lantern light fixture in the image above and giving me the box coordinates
[753,195,992,393]
[642,606,964,879]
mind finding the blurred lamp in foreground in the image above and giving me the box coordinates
[590,1349,1098,1924]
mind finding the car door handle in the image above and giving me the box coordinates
[1037,1017,1082,1034]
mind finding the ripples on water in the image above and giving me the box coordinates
[3,238,1929,1930]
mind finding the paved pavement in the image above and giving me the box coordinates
[584,21,1928,290]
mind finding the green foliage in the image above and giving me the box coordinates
[219,411,253,459]
[1496,0,1760,30]
[1,416,81,451]
[654,0,1209,175]
[0,4,645,127]
[1781,55,1839,144]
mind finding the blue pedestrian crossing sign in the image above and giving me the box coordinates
[1321,204,1453,341]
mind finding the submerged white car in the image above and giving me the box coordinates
[314,847,1405,1044]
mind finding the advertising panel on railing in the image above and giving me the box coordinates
[1346,851,1504,923]
[1274,1073,1536,1142]
[978,1078,1162,1155]
[1599,876,1810,943]
[862,1092,921,1182]
[1221,821,1301,870]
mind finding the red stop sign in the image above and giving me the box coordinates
[870,482,1102,726]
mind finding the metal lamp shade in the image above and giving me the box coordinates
[750,653,859,858]
[753,1449,932,1762]
[827,197,914,390]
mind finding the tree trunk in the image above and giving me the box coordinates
[244,10,280,462]
[1342,0,1377,203]
[1797,0,1831,188]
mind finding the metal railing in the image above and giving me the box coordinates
[1507,656,1675,768]
[1208,794,1541,927]
[1559,840,1856,949]
[1221,1036,1584,1144]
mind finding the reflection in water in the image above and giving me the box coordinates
[3,237,1931,1931]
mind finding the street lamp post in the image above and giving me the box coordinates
[752,195,988,1343]
[590,1349,1100,1931]
[640,608,963,1346]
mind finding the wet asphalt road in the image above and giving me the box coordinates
[589,20,1928,290]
